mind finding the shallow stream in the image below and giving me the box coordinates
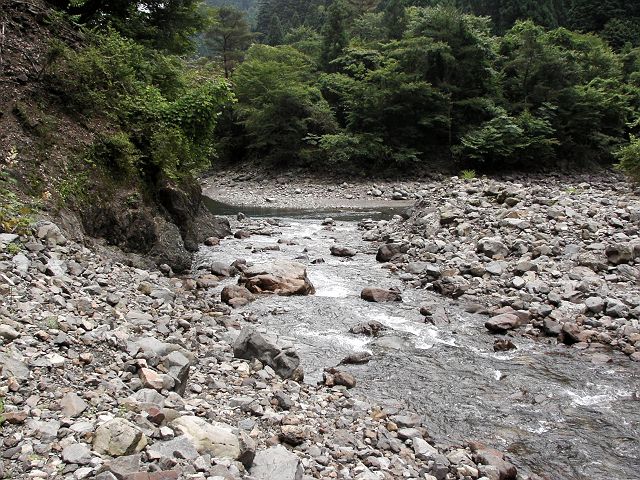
[197,203,640,480]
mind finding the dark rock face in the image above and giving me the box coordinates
[233,328,303,380]
[79,179,229,273]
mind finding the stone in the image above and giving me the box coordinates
[170,416,245,461]
[221,285,255,308]
[485,314,523,333]
[584,296,605,314]
[233,328,302,380]
[93,418,148,457]
[470,443,517,480]
[37,222,67,245]
[361,287,402,303]
[605,244,633,265]
[60,392,88,417]
[0,325,20,341]
[350,320,386,336]
[250,445,303,480]
[323,368,356,388]
[239,261,315,296]
[330,246,357,257]
[339,352,372,365]
[62,443,92,465]
[376,244,403,262]
[412,437,438,461]
[147,436,199,461]
[477,237,509,258]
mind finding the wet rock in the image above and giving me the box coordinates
[250,445,303,480]
[361,287,402,303]
[233,328,303,380]
[221,285,255,308]
[323,368,356,388]
[493,339,517,352]
[350,320,386,336]
[339,352,372,365]
[239,261,315,295]
[93,418,148,457]
[330,245,357,257]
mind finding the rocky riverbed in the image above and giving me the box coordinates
[0,221,519,480]
[1,171,639,480]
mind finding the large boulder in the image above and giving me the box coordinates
[157,179,231,251]
[239,261,315,296]
[361,287,402,303]
[221,285,255,308]
[233,328,303,380]
[170,416,254,467]
[484,313,523,333]
[93,418,148,457]
[250,445,303,480]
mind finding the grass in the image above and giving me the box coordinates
[460,169,477,180]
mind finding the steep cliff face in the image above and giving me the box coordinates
[0,0,229,272]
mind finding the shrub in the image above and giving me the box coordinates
[615,135,640,181]
[49,30,234,181]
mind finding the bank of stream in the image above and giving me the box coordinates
[197,201,640,480]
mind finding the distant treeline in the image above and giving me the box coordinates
[198,0,640,173]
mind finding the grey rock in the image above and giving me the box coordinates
[62,443,92,465]
[60,392,88,417]
[93,418,148,457]
[250,445,303,480]
[233,328,302,380]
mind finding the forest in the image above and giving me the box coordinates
[45,0,640,177]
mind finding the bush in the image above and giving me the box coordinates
[615,135,640,181]
[49,30,234,181]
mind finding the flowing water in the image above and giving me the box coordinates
[197,202,640,480]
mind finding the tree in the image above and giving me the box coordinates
[321,0,350,71]
[47,0,206,54]
[381,0,407,40]
[203,6,254,77]
[266,14,285,45]
[233,45,337,164]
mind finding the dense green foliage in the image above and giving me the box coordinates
[47,0,640,178]
[200,5,254,77]
[212,0,640,175]
[47,30,233,180]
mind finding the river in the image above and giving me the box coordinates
[196,201,640,480]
